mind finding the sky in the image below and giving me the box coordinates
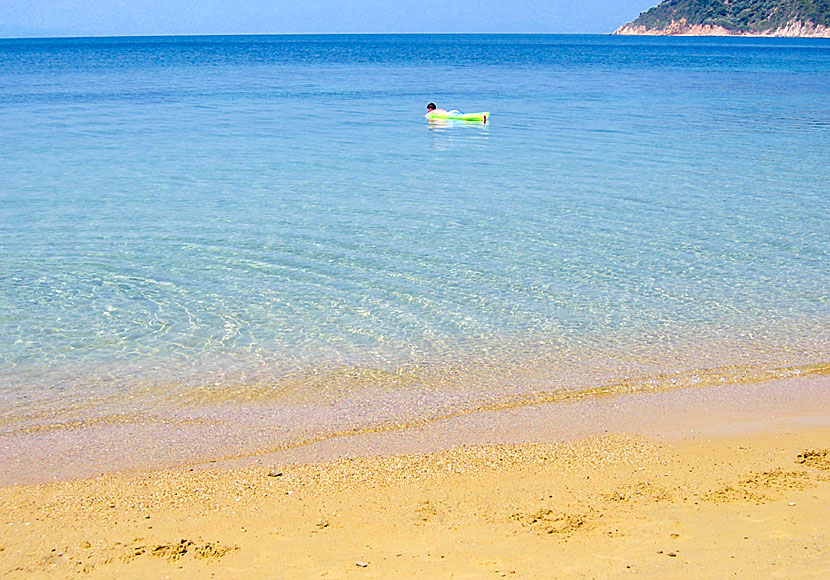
[0,0,660,38]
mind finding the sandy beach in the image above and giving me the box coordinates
[2,419,828,578]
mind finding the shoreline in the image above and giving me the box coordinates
[1,422,828,578]
[1,361,828,486]
[614,22,830,38]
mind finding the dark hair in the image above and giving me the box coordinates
[427,103,436,110]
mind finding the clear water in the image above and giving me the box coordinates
[1,35,828,440]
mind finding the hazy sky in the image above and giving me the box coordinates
[0,0,659,37]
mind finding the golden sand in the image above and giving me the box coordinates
[1,426,829,578]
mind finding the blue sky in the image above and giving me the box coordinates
[0,0,659,37]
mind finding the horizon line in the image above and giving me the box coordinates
[0,31,618,41]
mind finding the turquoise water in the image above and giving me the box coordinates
[1,35,828,442]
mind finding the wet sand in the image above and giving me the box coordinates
[3,364,829,486]
[1,421,829,578]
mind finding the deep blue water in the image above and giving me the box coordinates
[1,34,828,418]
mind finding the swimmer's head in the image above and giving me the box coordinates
[427,103,436,111]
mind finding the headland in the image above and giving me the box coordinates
[615,0,830,36]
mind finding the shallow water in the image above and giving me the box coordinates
[0,35,828,473]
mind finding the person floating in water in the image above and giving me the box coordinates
[426,103,489,123]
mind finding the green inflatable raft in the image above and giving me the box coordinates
[426,110,490,123]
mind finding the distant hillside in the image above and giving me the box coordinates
[615,0,830,36]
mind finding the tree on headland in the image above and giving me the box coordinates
[616,0,830,35]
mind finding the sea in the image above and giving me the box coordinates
[1,34,828,482]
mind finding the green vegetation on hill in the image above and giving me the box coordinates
[630,0,830,31]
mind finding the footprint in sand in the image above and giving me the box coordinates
[796,449,830,471]
[703,468,816,504]
[513,508,593,537]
